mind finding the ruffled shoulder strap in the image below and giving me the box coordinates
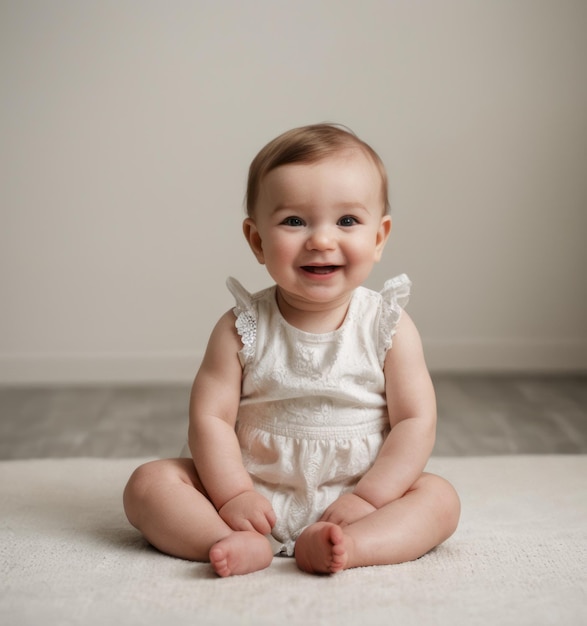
[377,273,411,364]
[226,277,256,363]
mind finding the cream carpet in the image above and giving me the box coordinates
[1,456,586,626]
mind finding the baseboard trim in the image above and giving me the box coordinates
[1,340,586,384]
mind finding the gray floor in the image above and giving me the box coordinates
[0,375,586,460]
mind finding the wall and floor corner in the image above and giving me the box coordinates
[2,1,586,385]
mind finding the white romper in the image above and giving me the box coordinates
[228,274,411,556]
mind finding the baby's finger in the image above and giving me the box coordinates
[266,508,277,528]
[320,507,349,527]
[251,514,273,535]
[229,517,255,533]
[320,505,338,522]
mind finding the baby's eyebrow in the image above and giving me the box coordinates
[271,203,306,214]
[272,201,369,214]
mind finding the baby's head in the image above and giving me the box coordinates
[245,124,390,217]
[242,124,393,305]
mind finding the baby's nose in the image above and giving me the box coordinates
[306,227,335,251]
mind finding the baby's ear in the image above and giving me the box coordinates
[374,215,392,261]
[243,218,265,264]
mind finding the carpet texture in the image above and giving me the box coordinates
[1,456,586,626]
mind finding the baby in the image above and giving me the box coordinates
[123,123,460,577]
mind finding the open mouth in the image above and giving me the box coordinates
[301,265,340,275]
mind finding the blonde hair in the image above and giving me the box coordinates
[245,123,390,216]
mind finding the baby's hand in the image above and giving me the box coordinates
[218,491,277,535]
[320,492,376,527]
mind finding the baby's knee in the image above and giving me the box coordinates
[420,473,461,536]
[123,460,170,527]
[434,475,461,536]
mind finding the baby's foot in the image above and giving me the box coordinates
[209,531,273,577]
[294,522,349,574]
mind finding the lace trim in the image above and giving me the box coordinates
[378,273,411,364]
[227,275,410,365]
[234,309,256,361]
[226,277,257,363]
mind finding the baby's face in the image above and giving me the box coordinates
[243,149,391,313]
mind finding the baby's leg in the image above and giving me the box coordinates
[295,473,460,574]
[123,459,273,575]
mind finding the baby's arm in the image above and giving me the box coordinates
[188,311,276,535]
[352,311,436,508]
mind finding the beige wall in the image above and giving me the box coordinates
[1,0,586,383]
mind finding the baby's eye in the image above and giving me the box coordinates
[281,216,305,227]
[338,215,358,227]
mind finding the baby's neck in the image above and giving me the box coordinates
[275,288,354,334]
